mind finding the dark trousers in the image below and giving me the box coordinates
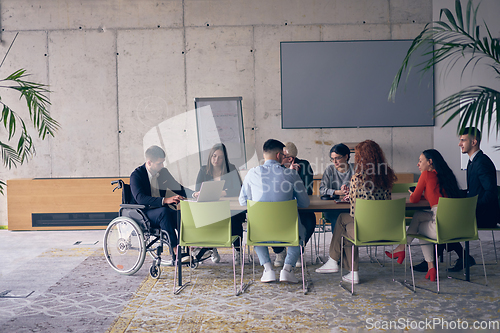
[231,211,246,250]
[273,211,316,254]
[145,206,179,248]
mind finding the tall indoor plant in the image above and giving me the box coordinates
[0,34,59,193]
[389,0,500,137]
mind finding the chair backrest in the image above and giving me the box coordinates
[353,198,406,245]
[391,182,418,193]
[246,200,299,246]
[435,196,478,243]
[179,200,232,247]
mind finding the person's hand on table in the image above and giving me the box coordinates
[193,191,200,198]
[221,190,227,197]
[164,195,184,205]
[341,194,350,202]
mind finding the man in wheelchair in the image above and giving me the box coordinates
[130,145,194,264]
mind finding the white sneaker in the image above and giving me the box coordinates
[274,249,286,267]
[342,271,359,284]
[296,256,303,268]
[279,267,299,284]
[211,248,220,263]
[315,257,339,273]
[261,269,276,283]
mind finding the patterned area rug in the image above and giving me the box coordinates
[1,235,499,332]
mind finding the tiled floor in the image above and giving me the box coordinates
[1,229,499,332]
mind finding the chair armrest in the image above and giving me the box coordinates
[120,204,147,210]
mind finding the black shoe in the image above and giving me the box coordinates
[413,260,429,272]
[448,256,476,272]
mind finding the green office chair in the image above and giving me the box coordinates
[174,200,240,295]
[407,196,487,293]
[392,182,418,225]
[391,182,418,193]
[341,198,412,295]
[241,200,307,294]
[477,186,500,264]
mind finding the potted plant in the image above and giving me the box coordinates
[389,0,499,137]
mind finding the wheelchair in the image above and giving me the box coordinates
[103,180,211,279]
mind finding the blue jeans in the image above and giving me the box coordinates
[255,245,301,267]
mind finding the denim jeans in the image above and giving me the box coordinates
[255,245,301,267]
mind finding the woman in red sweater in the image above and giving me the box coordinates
[386,149,461,281]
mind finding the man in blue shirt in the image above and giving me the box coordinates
[239,139,310,283]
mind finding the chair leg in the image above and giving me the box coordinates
[435,245,440,294]
[300,246,307,294]
[173,245,191,295]
[322,218,327,261]
[492,231,498,264]
[406,244,416,292]
[351,244,355,294]
[390,245,395,280]
[339,237,344,290]
[238,243,252,295]
[478,239,488,286]
[239,243,245,294]
[339,237,354,295]
[409,243,440,294]
[232,244,237,295]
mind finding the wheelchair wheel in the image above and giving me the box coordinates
[150,264,161,279]
[103,217,146,275]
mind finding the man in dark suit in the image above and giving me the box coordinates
[130,145,194,262]
[448,127,500,271]
[460,127,500,228]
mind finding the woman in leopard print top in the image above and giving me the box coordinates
[316,140,396,285]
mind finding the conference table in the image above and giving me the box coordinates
[302,192,430,212]
[176,194,471,287]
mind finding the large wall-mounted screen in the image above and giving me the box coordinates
[280,40,434,128]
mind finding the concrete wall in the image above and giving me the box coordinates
[0,0,435,226]
[432,0,500,189]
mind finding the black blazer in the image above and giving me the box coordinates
[294,157,314,196]
[466,150,500,227]
[130,163,193,208]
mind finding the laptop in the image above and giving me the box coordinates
[188,180,225,202]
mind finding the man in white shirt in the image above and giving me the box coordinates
[239,139,310,283]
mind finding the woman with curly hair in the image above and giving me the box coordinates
[386,149,461,282]
[316,140,397,284]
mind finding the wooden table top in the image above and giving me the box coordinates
[222,193,430,212]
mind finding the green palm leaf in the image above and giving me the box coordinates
[0,35,60,194]
[434,86,500,137]
[389,0,500,139]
